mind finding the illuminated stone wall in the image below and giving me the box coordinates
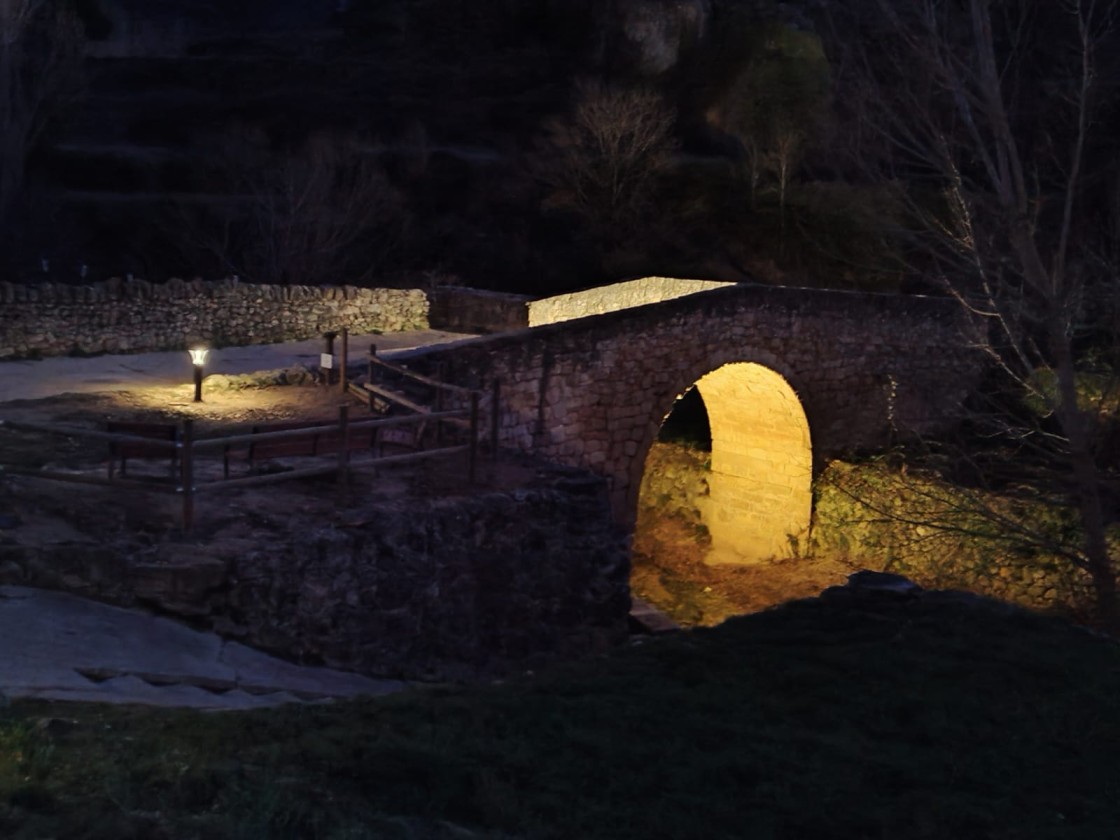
[0,278,428,359]
[429,277,735,334]
[526,277,735,327]
[407,283,983,563]
[694,363,813,564]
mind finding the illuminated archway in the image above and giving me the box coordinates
[672,362,812,565]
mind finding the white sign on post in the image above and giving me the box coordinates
[320,353,334,369]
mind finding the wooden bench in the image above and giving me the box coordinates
[223,420,377,477]
[107,422,179,480]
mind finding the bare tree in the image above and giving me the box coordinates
[535,79,677,246]
[179,129,407,286]
[718,23,830,226]
[0,0,83,237]
[769,122,804,240]
[824,0,1120,624]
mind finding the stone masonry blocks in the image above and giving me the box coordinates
[0,279,428,359]
[405,283,985,555]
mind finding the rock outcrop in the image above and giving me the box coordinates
[611,0,711,75]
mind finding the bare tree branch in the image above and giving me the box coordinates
[534,80,677,246]
[172,128,407,286]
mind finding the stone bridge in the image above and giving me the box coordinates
[409,283,983,564]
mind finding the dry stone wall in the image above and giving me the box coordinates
[0,278,428,359]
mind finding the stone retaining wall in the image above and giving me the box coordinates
[1,466,628,681]
[811,460,1099,613]
[0,278,429,359]
[216,477,629,680]
[636,442,710,526]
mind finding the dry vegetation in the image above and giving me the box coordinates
[631,512,858,627]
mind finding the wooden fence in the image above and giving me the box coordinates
[328,327,500,456]
[0,399,483,530]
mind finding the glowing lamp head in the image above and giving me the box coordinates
[189,347,209,366]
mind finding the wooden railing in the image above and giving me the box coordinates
[1,328,502,531]
[0,400,481,530]
[355,342,499,460]
[320,328,500,456]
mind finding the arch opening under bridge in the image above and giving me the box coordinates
[646,361,813,566]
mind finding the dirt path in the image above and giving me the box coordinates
[0,383,357,470]
[631,515,859,627]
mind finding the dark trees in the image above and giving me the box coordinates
[534,80,678,255]
[0,0,83,251]
[177,130,406,287]
[824,0,1120,623]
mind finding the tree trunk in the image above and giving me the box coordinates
[1051,323,1119,628]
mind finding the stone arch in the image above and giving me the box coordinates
[638,361,813,565]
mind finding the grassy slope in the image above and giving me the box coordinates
[2,591,1119,839]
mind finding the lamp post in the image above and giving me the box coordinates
[189,347,208,402]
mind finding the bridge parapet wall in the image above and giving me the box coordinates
[428,276,736,334]
[526,276,735,327]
